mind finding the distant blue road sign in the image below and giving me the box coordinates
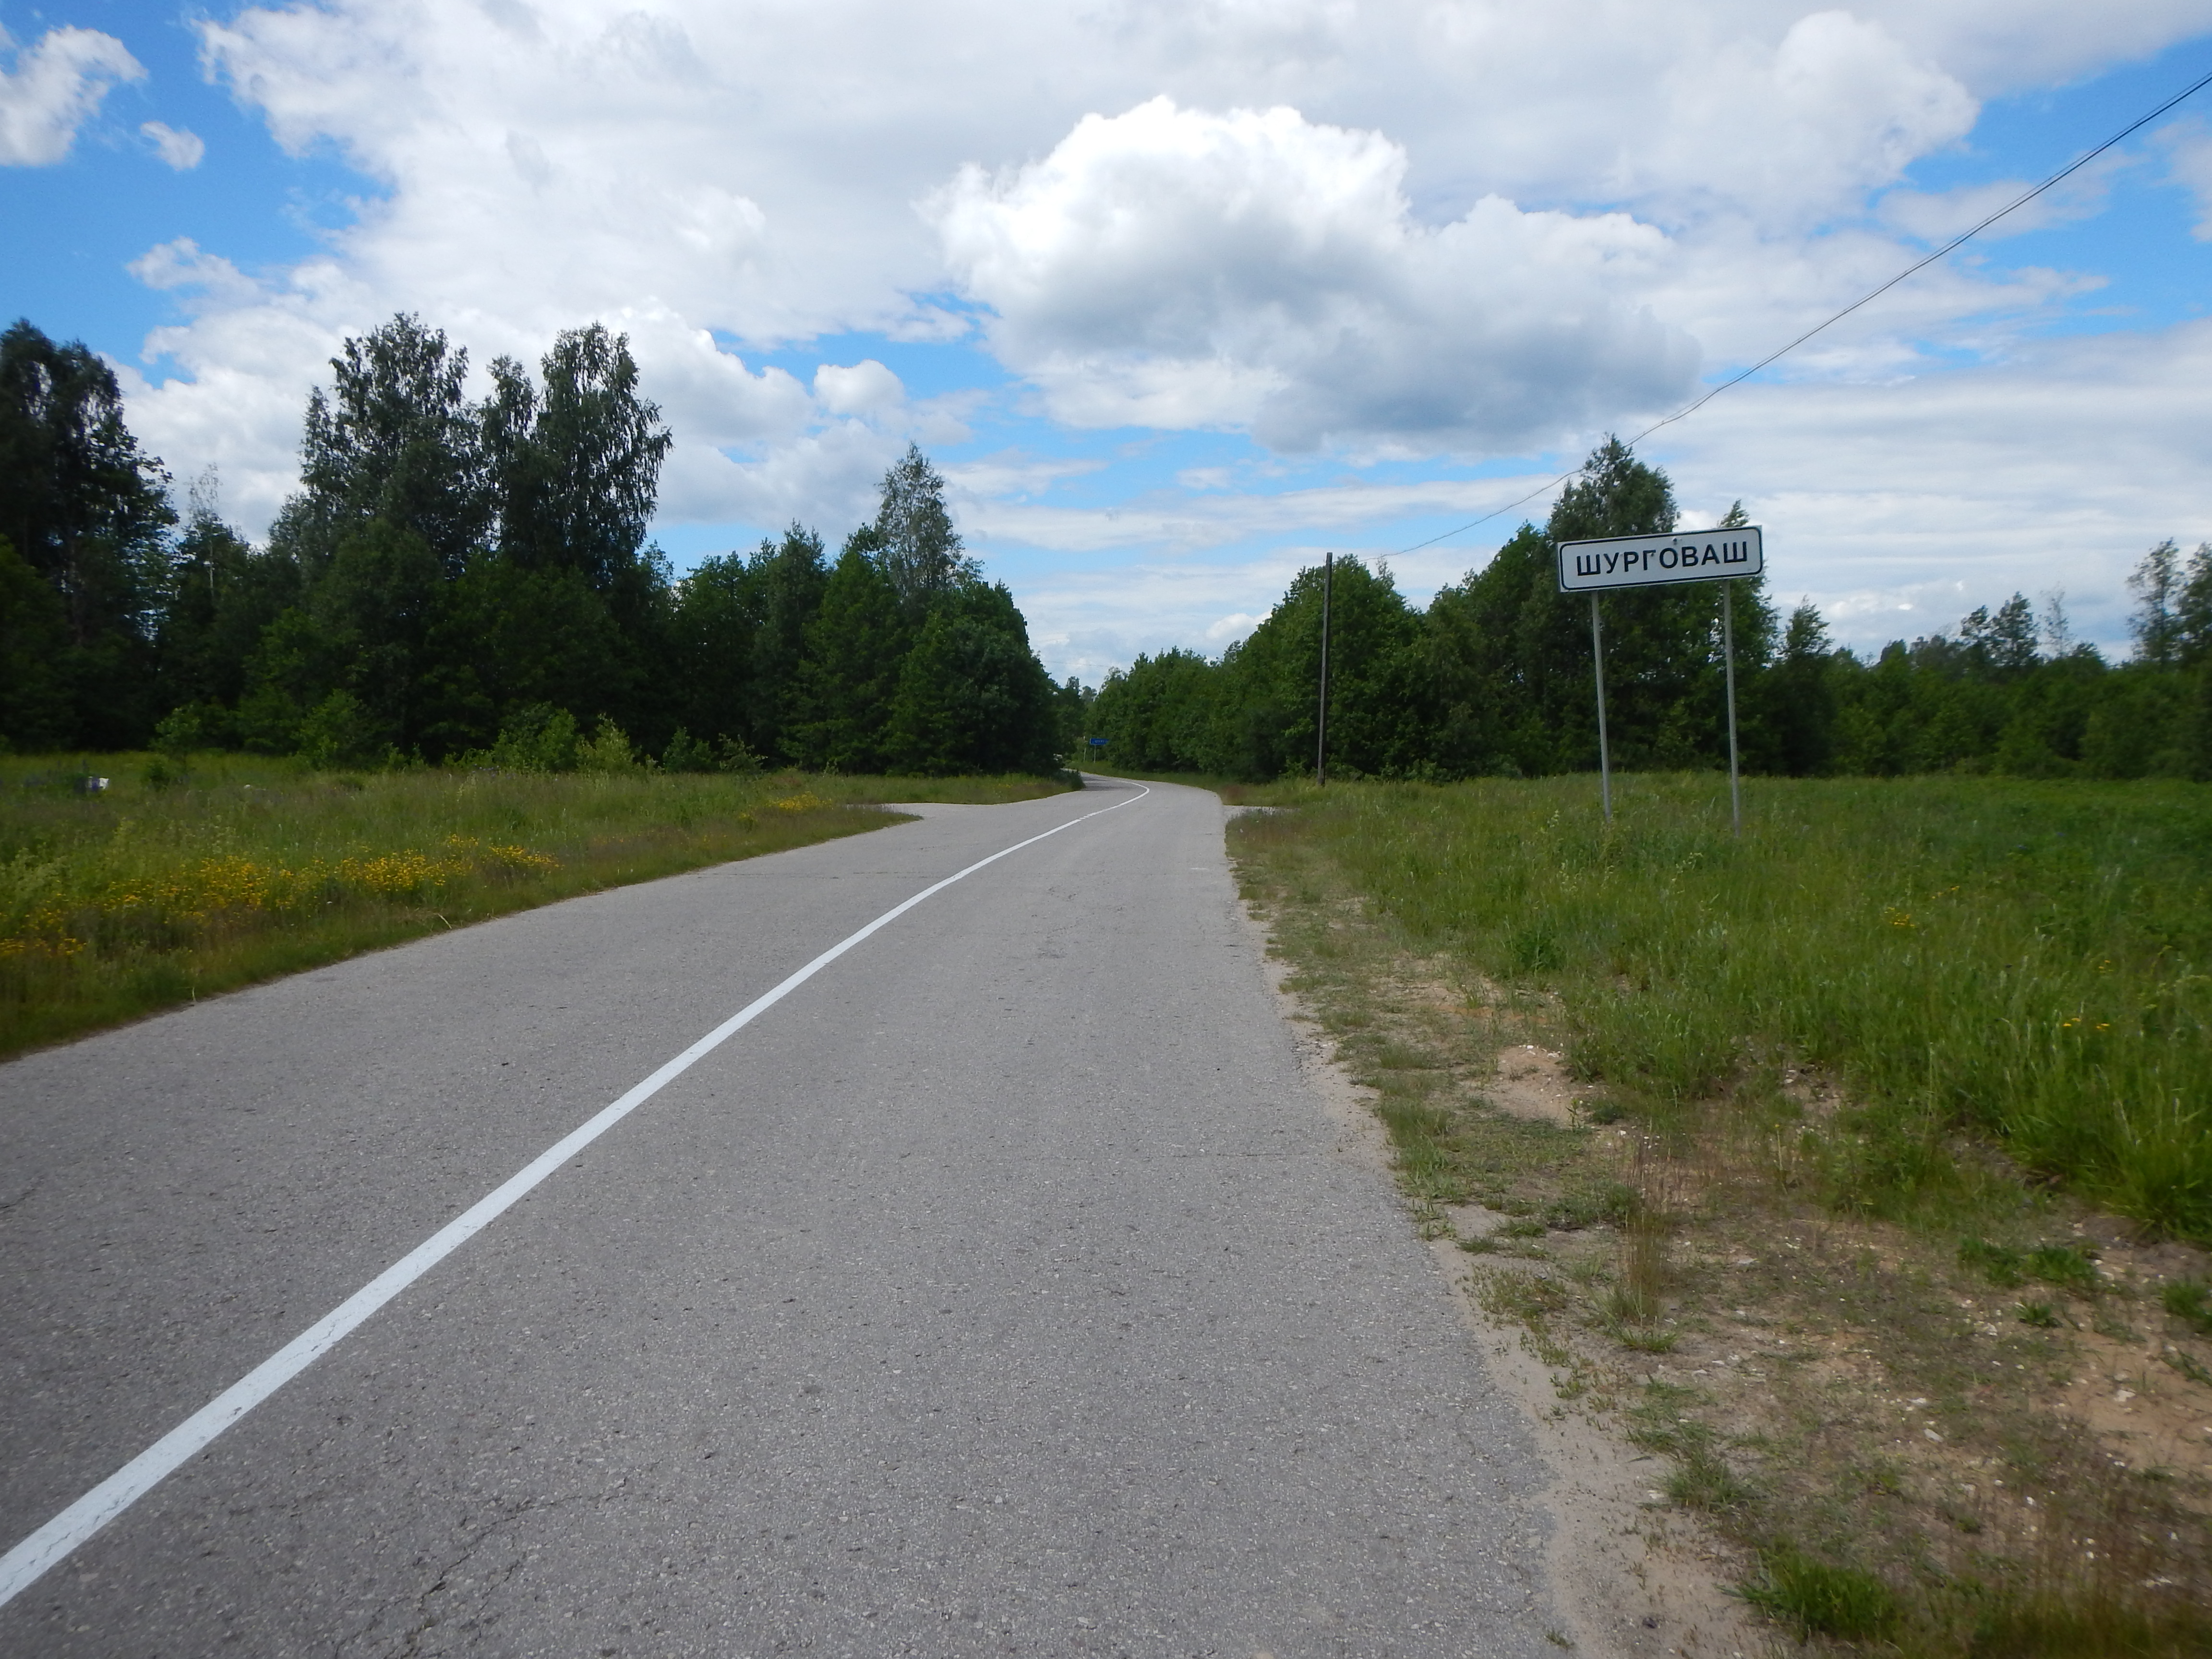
[1087,737,1108,747]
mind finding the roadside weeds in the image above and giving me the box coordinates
[1227,799,2212,1659]
[0,758,1072,1058]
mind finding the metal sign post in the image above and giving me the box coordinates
[1722,583,1742,838]
[1557,526,1765,836]
[1316,552,1333,785]
[1590,594,1611,822]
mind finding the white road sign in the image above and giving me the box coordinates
[1557,525,1763,592]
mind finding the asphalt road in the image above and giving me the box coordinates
[0,777,1561,1657]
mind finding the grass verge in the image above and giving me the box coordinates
[1226,772,2212,1657]
[0,753,1070,1058]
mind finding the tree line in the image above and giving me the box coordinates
[0,315,1079,774]
[1090,439,2212,782]
[12,318,2203,786]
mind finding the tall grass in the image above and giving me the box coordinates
[1240,774,2212,1242]
[0,753,1068,1057]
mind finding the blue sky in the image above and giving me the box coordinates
[7,0,2212,681]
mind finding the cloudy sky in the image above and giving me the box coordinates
[6,0,2212,678]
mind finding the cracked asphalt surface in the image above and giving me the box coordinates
[0,777,1561,1657]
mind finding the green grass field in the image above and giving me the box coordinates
[1229,772,2212,1244]
[0,754,1070,1058]
[1225,771,2212,1654]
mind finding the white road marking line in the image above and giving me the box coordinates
[0,782,1151,1609]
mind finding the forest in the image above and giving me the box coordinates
[1092,439,2212,783]
[0,315,1078,776]
[8,311,2206,787]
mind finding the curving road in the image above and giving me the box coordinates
[0,777,1560,1657]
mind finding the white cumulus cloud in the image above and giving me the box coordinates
[141,120,206,170]
[0,25,144,166]
[1629,11,1976,228]
[813,360,905,419]
[932,97,1698,454]
[129,238,257,303]
[2154,116,2212,239]
[80,0,2212,592]
[1205,611,1259,642]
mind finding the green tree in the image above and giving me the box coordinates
[289,314,487,577]
[745,525,830,760]
[1091,649,1218,771]
[155,482,302,727]
[1218,558,1422,780]
[1424,523,1580,777]
[231,606,324,754]
[1053,676,1094,759]
[483,325,671,592]
[2080,666,2193,778]
[884,581,1058,774]
[314,519,450,749]
[1549,435,1677,544]
[2169,543,2212,667]
[1551,446,1772,771]
[792,529,908,771]
[419,558,639,759]
[1744,604,1840,775]
[2127,541,2183,666]
[1420,439,1762,778]
[875,444,979,616]
[0,534,73,750]
[246,315,683,759]
[0,318,175,745]
[1956,593,2041,680]
[670,551,763,753]
[241,315,491,756]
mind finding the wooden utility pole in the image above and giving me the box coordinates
[1316,552,1333,785]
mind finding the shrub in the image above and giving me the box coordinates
[482,705,580,772]
[1739,1545,1896,1641]
[575,714,638,773]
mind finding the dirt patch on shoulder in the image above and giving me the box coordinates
[1489,1043,1580,1127]
[1240,898,1764,1659]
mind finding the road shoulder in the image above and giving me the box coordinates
[1226,805,1765,1659]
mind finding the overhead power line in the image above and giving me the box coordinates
[1396,60,2212,558]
